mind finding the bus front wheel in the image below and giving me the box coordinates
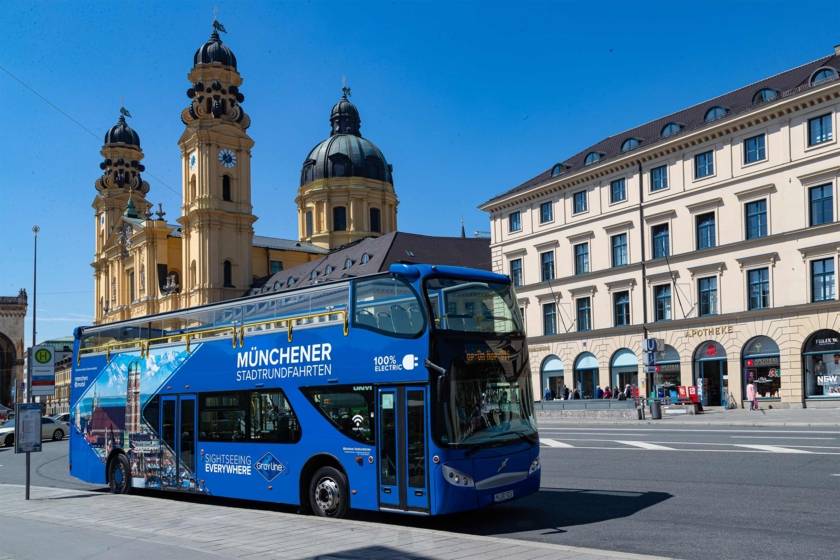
[308,466,348,518]
[108,453,131,494]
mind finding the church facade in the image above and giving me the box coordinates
[0,290,27,408]
[93,22,397,324]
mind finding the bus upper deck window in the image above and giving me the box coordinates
[353,276,424,336]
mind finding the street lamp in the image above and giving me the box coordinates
[29,225,39,404]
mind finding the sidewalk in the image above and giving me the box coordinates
[0,484,674,560]
[538,405,840,427]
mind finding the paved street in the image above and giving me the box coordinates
[2,423,839,559]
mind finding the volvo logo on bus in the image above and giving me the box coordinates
[255,452,287,482]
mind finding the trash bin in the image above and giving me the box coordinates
[650,399,662,420]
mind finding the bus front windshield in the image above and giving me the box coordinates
[425,278,523,336]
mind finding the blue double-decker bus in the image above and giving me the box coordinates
[69,263,539,517]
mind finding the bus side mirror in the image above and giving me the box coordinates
[425,359,448,402]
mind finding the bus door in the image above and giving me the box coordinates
[376,386,429,513]
[160,395,197,490]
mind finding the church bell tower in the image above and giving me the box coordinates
[178,20,255,307]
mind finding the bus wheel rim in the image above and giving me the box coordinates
[315,477,339,513]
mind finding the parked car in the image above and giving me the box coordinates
[0,417,67,447]
[51,412,70,425]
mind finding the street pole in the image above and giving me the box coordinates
[26,225,39,500]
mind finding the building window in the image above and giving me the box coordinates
[811,67,838,86]
[540,251,555,282]
[573,190,587,214]
[270,260,283,274]
[698,276,718,316]
[696,212,716,250]
[744,134,766,164]
[747,267,770,310]
[694,150,715,179]
[752,88,778,105]
[510,258,523,288]
[127,270,135,303]
[809,184,833,226]
[613,291,630,327]
[610,178,626,203]
[222,175,232,201]
[611,233,628,267]
[542,302,557,336]
[811,258,836,302]
[551,163,566,177]
[650,165,668,192]
[508,211,522,232]
[584,152,601,166]
[333,206,347,231]
[305,210,314,237]
[654,284,672,321]
[621,138,640,152]
[651,223,669,259]
[704,106,728,122]
[223,260,233,287]
[574,242,590,275]
[539,201,553,223]
[576,297,592,332]
[745,199,768,240]
[369,207,381,233]
[808,113,833,146]
[660,122,682,138]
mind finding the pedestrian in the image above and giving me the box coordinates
[596,386,603,399]
[573,388,580,400]
[613,386,620,399]
[746,380,757,411]
[603,386,611,399]
[563,386,570,400]
[544,386,553,401]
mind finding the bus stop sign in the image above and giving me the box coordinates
[15,404,42,453]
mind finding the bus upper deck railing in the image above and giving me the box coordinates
[78,308,349,364]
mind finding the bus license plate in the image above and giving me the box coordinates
[493,490,514,503]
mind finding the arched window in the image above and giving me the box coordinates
[369,207,381,233]
[692,340,728,407]
[305,210,314,237]
[752,88,779,105]
[810,67,838,86]
[540,355,565,398]
[550,163,565,177]
[222,175,231,201]
[620,138,640,153]
[584,152,601,166]
[301,161,315,184]
[223,260,233,287]
[366,156,384,181]
[572,352,599,399]
[189,175,197,201]
[704,106,728,123]
[660,122,682,138]
[333,206,347,231]
[190,260,197,288]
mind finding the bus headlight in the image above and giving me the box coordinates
[529,457,540,475]
[442,464,474,487]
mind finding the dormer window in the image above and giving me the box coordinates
[550,163,566,177]
[620,138,640,153]
[325,265,334,275]
[583,152,602,166]
[344,258,354,269]
[660,122,682,138]
[310,270,318,280]
[704,106,728,123]
[810,67,838,86]
[752,88,779,105]
[361,253,371,264]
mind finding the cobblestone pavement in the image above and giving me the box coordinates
[0,484,675,560]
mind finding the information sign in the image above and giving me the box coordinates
[14,404,42,453]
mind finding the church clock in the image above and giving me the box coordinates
[218,148,237,168]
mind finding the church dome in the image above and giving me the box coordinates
[104,113,140,147]
[300,89,392,187]
[193,22,237,69]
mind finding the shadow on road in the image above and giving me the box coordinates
[309,546,436,560]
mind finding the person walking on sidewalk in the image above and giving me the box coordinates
[746,380,758,411]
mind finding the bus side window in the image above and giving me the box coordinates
[353,276,424,337]
[142,396,160,433]
[302,386,375,445]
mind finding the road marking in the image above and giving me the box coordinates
[540,438,574,448]
[733,444,813,454]
[729,436,834,440]
[615,440,675,451]
[832,474,840,477]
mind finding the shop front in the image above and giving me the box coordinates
[647,344,681,398]
[573,352,598,399]
[742,336,781,400]
[693,340,728,407]
[610,348,638,390]
[802,329,840,400]
[540,355,565,399]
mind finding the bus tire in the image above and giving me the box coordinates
[308,466,349,518]
[108,453,131,494]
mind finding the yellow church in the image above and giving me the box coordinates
[93,21,401,324]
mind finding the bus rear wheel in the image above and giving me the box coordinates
[108,453,131,494]
[308,466,348,518]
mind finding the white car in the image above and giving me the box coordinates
[0,417,66,447]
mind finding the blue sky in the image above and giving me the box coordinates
[2,0,839,345]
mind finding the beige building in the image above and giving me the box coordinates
[481,45,840,409]
[93,22,396,325]
[0,290,27,407]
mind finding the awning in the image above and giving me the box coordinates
[611,348,638,368]
[541,356,564,374]
[574,352,598,370]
